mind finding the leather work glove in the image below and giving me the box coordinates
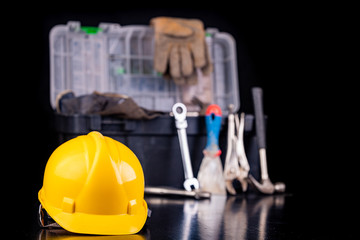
[56,91,163,120]
[150,17,212,85]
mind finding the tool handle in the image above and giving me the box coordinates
[252,87,266,149]
[205,104,222,154]
[177,128,194,179]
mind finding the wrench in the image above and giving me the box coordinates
[144,186,210,199]
[172,103,200,191]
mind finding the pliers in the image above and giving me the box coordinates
[224,105,250,194]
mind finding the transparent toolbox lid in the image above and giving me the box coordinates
[50,21,239,115]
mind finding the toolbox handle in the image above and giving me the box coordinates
[252,87,266,149]
[80,26,102,34]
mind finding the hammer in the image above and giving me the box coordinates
[248,87,286,194]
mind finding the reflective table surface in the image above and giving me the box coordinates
[27,193,356,240]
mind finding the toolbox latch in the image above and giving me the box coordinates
[121,120,136,132]
[88,115,102,131]
[68,21,81,32]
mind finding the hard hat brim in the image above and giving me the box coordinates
[39,189,148,235]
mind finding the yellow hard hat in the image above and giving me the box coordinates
[38,131,148,235]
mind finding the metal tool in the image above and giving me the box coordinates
[172,103,200,191]
[248,87,286,194]
[197,104,226,195]
[224,104,250,194]
[145,186,211,199]
[38,204,61,228]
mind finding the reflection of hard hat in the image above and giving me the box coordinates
[37,229,146,240]
[38,131,148,235]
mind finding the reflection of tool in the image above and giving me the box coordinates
[223,195,286,239]
[182,201,198,240]
[197,104,226,194]
[248,88,286,194]
[224,196,248,240]
[172,103,200,191]
[224,104,250,194]
[251,196,281,240]
[145,186,210,199]
[198,195,227,239]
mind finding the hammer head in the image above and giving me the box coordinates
[248,175,286,194]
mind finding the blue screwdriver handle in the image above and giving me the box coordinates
[205,104,222,155]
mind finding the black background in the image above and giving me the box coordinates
[3,2,356,238]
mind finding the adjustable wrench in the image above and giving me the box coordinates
[172,103,200,191]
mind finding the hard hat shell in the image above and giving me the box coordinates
[38,131,148,235]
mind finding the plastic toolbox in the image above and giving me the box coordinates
[50,21,239,114]
[50,21,260,188]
